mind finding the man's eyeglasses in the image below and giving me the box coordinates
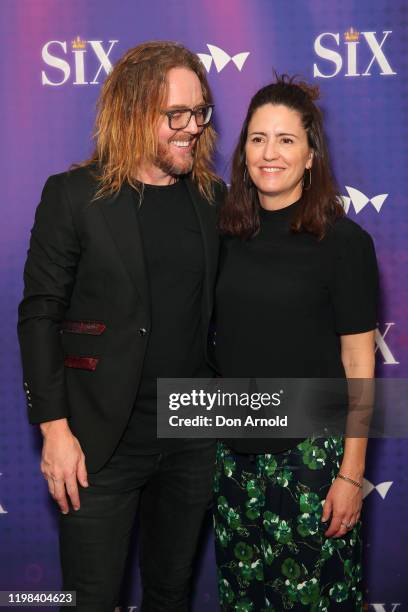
[161,104,214,130]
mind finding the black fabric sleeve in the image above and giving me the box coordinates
[17,173,81,424]
[330,226,379,335]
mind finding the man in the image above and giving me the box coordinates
[18,41,225,611]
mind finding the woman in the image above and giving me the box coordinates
[214,76,378,611]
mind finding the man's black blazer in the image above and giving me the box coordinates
[18,166,226,472]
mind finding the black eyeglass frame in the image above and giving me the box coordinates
[161,104,214,130]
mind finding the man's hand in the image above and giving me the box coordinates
[40,419,88,514]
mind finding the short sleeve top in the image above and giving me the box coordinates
[215,200,379,454]
[329,219,378,335]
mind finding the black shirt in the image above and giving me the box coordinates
[117,180,212,453]
[215,200,378,454]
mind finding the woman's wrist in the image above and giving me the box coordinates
[337,472,363,489]
[339,460,365,482]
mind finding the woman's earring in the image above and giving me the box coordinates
[303,168,312,191]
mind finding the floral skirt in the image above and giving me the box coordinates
[213,437,362,611]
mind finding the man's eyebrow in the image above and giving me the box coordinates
[165,102,206,111]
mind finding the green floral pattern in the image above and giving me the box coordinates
[214,437,362,611]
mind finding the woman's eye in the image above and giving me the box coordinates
[282,137,294,144]
[251,137,263,143]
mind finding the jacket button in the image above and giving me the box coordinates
[138,327,148,336]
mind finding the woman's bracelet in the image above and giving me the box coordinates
[337,472,363,489]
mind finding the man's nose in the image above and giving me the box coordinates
[184,113,200,135]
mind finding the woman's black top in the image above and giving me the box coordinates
[215,200,379,454]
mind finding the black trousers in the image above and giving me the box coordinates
[59,440,216,612]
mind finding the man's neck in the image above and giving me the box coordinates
[135,164,178,186]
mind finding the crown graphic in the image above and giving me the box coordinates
[344,27,360,42]
[72,36,86,50]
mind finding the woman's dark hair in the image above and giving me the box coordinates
[219,74,344,239]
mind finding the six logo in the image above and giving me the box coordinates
[341,186,388,214]
[197,44,250,73]
[375,323,399,366]
[41,39,250,85]
[362,478,393,500]
[314,28,396,78]
[41,37,119,86]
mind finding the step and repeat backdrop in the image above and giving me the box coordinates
[1,1,407,610]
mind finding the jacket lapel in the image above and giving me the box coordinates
[98,183,150,312]
[184,177,219,318]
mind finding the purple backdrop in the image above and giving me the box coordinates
[1,1,407,610]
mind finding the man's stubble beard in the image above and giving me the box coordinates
[154,142,196,177]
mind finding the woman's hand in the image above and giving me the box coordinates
[321,477,362,538]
